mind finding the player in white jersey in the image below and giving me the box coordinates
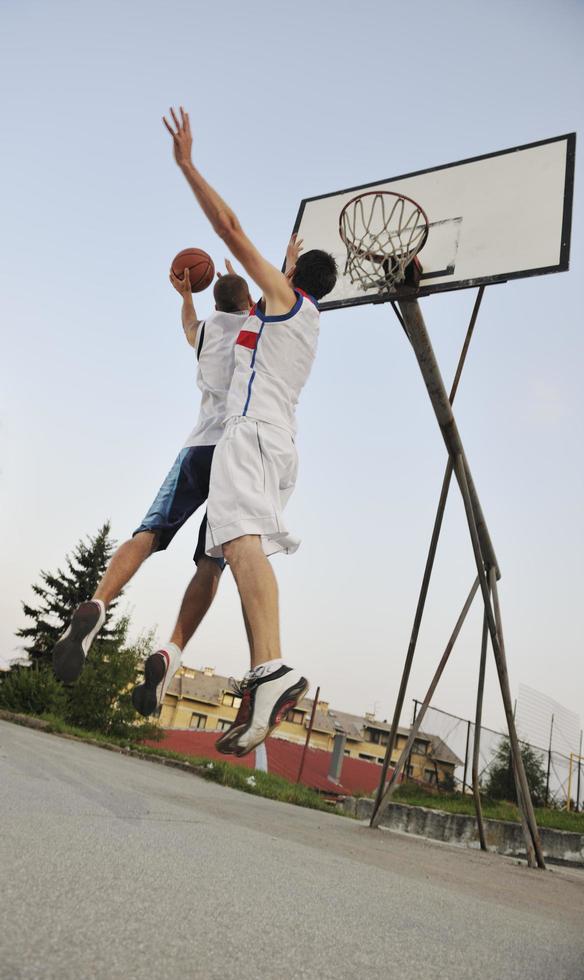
[164,106,338,755]
[52,264,253,700]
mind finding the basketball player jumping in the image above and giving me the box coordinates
[52,260,253,698]
[52,237,306,714]
[162,106,338,756]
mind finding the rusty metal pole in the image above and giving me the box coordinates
[392,297,544,868]
[371,576,480,826]
[472,606,489,851]
[456,460,542,867]
[371,289,485,823]
[577,732,583,812]
[545,714,554,805]
[296,686,320,785]
[462,720,472,793]
[396,300,500,579]
[488,568,543,867]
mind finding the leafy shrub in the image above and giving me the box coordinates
[0,664,68,716]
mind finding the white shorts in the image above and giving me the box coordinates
[205,416,299,558]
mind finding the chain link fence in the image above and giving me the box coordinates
[414,699,583,810]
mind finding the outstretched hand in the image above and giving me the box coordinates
[169,266,192,296]
[285,233,304,280]
[163,106,193,169]
[216,258,238,279]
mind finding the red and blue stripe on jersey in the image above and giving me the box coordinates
[231,289,320,424]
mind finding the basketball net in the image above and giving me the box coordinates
[339,191,429,293]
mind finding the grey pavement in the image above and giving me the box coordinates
[1,719,583,980]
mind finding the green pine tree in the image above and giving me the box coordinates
[484,737,547,807]
[3,522,161,741]
[17,522,122,663]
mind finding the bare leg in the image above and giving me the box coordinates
[223,535,280,669]
[170,558,223,649]
[94,531,156,605]
[241,603,255,661]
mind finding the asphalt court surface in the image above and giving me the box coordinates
[2,719,583,980]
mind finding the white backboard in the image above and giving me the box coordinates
[291,134,575,310]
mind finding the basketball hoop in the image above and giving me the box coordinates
[339,191,429,293]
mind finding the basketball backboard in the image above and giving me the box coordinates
[291,134,575,311]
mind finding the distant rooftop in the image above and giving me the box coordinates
[166,666,462,768]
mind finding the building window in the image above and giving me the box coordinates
[424,769,437,784]
[222,692,242,708]
[216,718,232,731]
[358,753,377,763]
[286,709,305,725]
[412,739,428,756]
[190,712,207,730]
[366,729,389,746]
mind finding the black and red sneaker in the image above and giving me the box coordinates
[216,665,309,757]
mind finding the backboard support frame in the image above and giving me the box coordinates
[290,133,576,867]
[368,289,546,868]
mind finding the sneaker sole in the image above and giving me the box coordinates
[233,676,309,758]
[131,654,166,717]
[216,726,247,755]
[52,605,102,684]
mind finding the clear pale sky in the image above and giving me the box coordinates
[1,0,582,738]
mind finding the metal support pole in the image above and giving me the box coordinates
[472,606,489,850]
[455,456,543,867]
[371,289,485,822]
[405,700,419,781]
[567,754,574,812]
[397,300,500,579]
[462,719,471,793]
[546,714,554,805]
[398,295,544,867]
[372,295,545,868]
[371,576,480,826]
[296,685,320,785]
[577,731,583,812]
[487,571,545,867]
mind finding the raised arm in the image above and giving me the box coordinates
[169,266,201,348]
[163,107,296,316]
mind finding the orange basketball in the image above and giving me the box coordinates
[171,248,215,292]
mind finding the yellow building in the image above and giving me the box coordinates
[160,666,461,787]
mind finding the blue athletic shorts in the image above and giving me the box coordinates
[133,445,224,567]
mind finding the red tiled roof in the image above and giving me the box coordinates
[142,729,391,797]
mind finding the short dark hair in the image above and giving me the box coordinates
[213,274,250,313]
[292,249,337,301]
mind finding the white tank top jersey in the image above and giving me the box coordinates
[224,289,320,435]
[183,309,249,448]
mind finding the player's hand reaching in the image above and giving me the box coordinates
[285,233,304,280]
[163,106,193,170]
[216,258,238,279]
[169,266,192,295]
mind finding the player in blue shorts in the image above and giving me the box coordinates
[51,261,253,705]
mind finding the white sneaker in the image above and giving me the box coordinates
[52,601,106,684]
[131,646,182,717]
[216,665,309,757]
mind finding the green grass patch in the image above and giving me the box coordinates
[29,713,335,814]
[393,783,584,833]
